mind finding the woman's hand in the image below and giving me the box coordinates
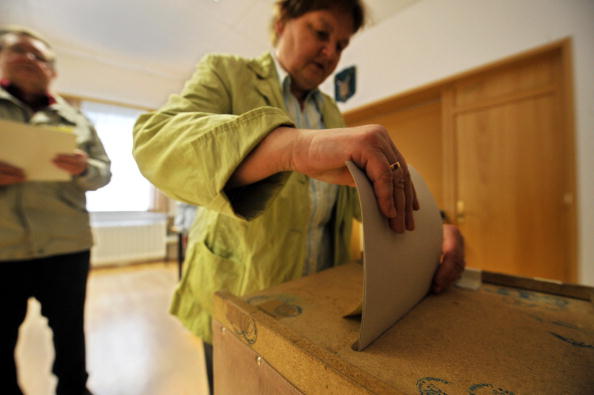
[432,224,466,293]
[53,149,88,176]
[0,161,26,185]
[290,125,419,232]
[229,124,418,232]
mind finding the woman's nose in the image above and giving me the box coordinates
[321,42,338,61]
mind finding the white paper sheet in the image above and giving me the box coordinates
[345,161,443,351]
[0,119,76,181]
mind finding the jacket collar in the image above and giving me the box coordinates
[247,52,277,79]
[0,85,80,126]
[247,52,286,110]
[48,95,81,125]
[245,52,344,129]
[0,79,56,111]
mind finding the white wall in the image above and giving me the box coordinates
[325,0,593,285]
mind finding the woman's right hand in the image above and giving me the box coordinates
[0,161,26,185]
[229,124,419,232]
[289,124,419,233]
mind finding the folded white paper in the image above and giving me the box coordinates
[0,119,76,181]
[346,161,443,351]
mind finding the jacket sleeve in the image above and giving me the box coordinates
[74,120,111,191]
[133,54,294,220]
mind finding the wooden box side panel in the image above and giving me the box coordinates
[213,320,302,395]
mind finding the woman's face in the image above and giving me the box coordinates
[275,7,354,100]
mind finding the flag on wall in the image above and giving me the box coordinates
[334,65,356,103]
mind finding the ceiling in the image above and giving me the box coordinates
[0,0,419,80]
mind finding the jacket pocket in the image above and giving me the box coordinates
[190,240,241,296]
[58,183,87,212]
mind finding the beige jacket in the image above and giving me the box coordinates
[0,87,111,260]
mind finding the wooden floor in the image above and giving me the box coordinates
[15,262,209,395]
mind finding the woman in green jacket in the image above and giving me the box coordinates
[133,0,465,391]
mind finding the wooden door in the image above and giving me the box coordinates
[345,41,575,281]
[344,96,443,206]
[444,49,574,281]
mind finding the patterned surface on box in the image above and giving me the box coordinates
[235,263,594,394]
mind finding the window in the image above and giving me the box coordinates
[81,101,152,212]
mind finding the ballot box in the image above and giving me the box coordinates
[212,263,594,394]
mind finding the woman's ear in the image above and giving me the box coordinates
[274,18,286,38]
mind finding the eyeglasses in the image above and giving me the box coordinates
[2,44,53,64]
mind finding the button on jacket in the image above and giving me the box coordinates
[133,53,360,343]
[0,87,111,261]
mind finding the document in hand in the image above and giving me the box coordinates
[0,119,76,181]
[345,161,443,351]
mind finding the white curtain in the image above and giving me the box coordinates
[81,101,151,212]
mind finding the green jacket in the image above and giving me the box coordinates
[133,53,360,342]
[0,87,111,260]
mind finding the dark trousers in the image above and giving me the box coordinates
[203,342,214,395]
[1,251,91,395]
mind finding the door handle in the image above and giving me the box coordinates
[456,200,465,224]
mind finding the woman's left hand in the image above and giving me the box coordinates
[53,149,89,176]
[432,224,466,293]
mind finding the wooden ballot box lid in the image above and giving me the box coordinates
[213,263,594,394]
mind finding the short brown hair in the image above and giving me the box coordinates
[0,25,56,65]
[270,0,367,45]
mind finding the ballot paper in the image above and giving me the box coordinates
[0,119,76,181]
[345,161,443,351]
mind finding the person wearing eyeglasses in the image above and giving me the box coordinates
[0,26,111,395]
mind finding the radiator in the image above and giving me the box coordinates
[90,212,167,266]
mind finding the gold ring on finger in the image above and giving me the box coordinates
[389,161,401,171]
